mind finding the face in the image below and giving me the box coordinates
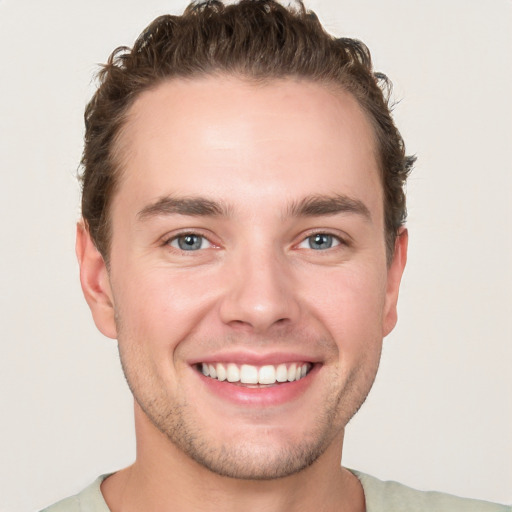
[78,76,407,479]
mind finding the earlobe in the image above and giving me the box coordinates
[382,228,408,337]
[76,221,117,339]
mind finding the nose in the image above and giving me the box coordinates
[218,245,300,333]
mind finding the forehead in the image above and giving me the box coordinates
[112,75,382,221]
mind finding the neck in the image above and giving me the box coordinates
[101,405,365,512]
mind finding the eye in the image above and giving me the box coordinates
[168,234,212,251]
[298,233,341,250]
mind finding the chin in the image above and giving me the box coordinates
[137,385,349,481]
[171,428,336,480]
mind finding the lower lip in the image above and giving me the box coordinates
[196,365,319,407]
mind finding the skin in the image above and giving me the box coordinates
[77,76,407,512]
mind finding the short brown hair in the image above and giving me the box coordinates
[81,0,414,262]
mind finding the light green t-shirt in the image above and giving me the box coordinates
[41,471,511,512]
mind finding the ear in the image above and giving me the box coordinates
[76,221,117,339]
[382,228,408,337]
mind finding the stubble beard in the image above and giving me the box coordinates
[116,325,381,480]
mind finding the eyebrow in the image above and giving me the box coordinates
[137,195,231,221]
[136,193,371,222]
[286,194,371,221]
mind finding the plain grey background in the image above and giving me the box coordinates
[0,1,510,510]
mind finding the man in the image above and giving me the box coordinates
[42,1,510,511]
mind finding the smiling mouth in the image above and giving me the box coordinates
[197,362,312,386]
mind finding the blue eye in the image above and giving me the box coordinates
[169,234,211,251]
[299,233,340,250]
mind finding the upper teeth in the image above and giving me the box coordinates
[201,362,311,385]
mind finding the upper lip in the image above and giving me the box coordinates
[188,351,322,366]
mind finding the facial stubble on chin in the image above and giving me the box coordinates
[116,325,381,481]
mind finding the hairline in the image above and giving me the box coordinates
[97,72,394,265]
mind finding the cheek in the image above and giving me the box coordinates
[304,264,387,348]
[111,265,220,347]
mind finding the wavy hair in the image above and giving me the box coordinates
[81,0,415,262]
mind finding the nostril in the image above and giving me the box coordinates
[227,319,257,331]
[227,317,291,332]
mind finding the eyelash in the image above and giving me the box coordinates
[162,231,215,252]
[297,230,348,251]
[162,230,348,253]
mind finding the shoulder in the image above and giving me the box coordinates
[39,475,111,512]
[350,470,511,512]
